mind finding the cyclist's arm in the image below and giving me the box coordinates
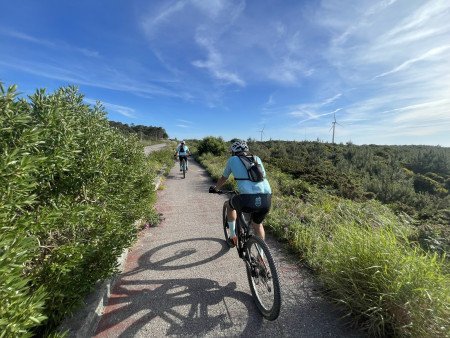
[213,158,232,189]
[214,176,228,190]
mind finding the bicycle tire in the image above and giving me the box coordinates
[222,203,231,246]
[182,158,186,178]
[244,236,281,320]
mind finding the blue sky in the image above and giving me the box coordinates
[1,0,449,146]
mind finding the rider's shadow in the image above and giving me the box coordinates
[95,238,263,337]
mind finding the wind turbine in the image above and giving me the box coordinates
[258,125,265,142]
[329,112,342,144]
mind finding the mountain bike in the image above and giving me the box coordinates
[210,189,281,320]
[178,155,189,178]
[181,157,187,178]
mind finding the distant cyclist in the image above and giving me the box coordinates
[176,140,191,171]
[209,140,272,247]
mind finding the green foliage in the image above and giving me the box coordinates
[266,191,449,337]
[199,143,450,337]
[147,146,177,176]
[109,120,168,139]
[414,174,448,196]
[197,136,227,156]
[0,83,159,335]
[0,233,47,337]
[241,140,450,257]
[318,225,449,337]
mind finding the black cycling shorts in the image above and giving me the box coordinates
[229,194,272,224]
[178,155,188,161]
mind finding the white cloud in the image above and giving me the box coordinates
[84,98,136,118]
[0,58,185,99]
[141,1,188,37]
[192,34,245,86]
[0,29,99,57]
[375,45,450,78]
[177,119,194,124]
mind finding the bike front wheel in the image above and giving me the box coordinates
[244,236,281,320]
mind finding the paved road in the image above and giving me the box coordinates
[144,143,168,156]
[94,159,366,337]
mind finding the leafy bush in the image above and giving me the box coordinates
[197,136,227,156]
[414,174,448,196]
[1,83,159,335]
[0,234,47,337]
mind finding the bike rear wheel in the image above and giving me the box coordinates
[181,158,186,178]
[244,236,281,320]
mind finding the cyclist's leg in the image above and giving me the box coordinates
[178,156,183,170]
[251,221,265,240]
[226,200,237,222]
[225,198,239,245]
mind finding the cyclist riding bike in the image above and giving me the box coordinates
[176,140,191,171]
[210,140,272,247]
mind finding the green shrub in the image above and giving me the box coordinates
[414,174,448,196]
[1,83,159,335]
[197,136,227,156]
[0,233,47,337]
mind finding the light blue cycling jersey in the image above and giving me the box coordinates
[176,144,190,156]
[223,155,272,194]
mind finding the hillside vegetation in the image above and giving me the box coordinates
[194,137,449,337]
[109,120,168,141]
[0,84,173,336]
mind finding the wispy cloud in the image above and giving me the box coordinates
[288,94,343,121]
[84,98,136,118]
[268,57,314,84]
[265,94,275,106]
[375,45,450,78]
[0,58,187,99]
[192,34,246,86]
[175,118,195,129]
[0,29,100,57]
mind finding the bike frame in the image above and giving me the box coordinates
[235,211,253,259]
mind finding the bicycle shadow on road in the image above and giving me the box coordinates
[95,278,261,337]
[125,237,230,273]
[95,237,264,337]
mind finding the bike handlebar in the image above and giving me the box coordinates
[208,187,236,194]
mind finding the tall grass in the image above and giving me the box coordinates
[268,190,449,337]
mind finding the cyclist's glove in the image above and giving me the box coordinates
[209,186,218,193]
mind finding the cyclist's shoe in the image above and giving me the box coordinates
[227,235,238,248]
[180,168,182,171]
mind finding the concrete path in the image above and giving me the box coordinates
[144,143,168,156]
[94,159,366,337]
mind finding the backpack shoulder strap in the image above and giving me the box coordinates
[234,155,251,180]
